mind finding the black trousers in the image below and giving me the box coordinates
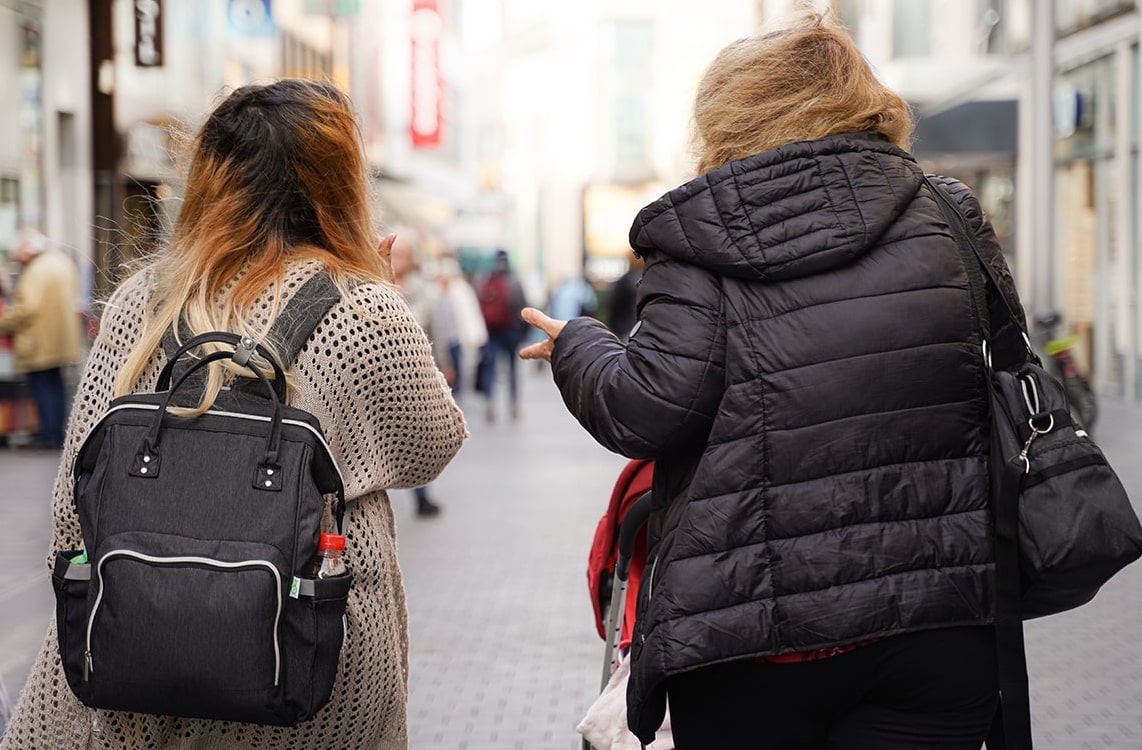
[666,626,998,750]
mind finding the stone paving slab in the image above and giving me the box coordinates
[1021,401,1142,750]
[0,450,58,694]
[398,368,626,750]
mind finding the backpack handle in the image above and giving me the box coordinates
[140,341,286,486]
[157,332,288,403]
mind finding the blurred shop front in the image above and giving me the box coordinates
[1051,63,1107,398]
[100,118,180,295]
[581,181,666,285]
[1048,4,1142,401]
[916,1,1142,402]
[913,99,1017,269]
[0,14,44,267]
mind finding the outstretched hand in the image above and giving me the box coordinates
[518,308,567,363]
[377,233,397,280]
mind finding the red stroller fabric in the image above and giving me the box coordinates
[588,458,654,645]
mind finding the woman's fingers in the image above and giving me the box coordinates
[377,233,397,263]
[376,233,397,281]
[521,307,566,339]
[518,341,552,362]
[519,307,566,363]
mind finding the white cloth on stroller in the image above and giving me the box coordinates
[577,654,674,750]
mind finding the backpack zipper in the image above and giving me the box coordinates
[86,550,284,685]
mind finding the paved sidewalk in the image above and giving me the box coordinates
[0,450,58,698]
[1,367,1141,748]
[399,369,626,750]
[1020,398,1142,749]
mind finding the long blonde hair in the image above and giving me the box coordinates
[114,79,390,405]
[691,12,913,176]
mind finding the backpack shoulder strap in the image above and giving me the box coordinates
[923,175,1036,366]
[161,272,341,364]
[265,272,341,368]
[159,272,341,397]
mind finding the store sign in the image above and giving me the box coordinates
[1053,83,1094,139]
[409,0,443,149]
[134,0,163,67]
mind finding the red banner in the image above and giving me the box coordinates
[409,0,442,149]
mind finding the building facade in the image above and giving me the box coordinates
[789,0,1142,401]
[1,0,93,302]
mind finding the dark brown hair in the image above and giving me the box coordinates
[117,79,389,400]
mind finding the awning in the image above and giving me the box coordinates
[913,99,1017,157]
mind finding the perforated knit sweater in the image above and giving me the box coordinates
[0,262,468,750]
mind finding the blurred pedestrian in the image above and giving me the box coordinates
[0,79,466,750]
[0,229,81,450]
[390,232,452,518]
[547,273,597,322]
[607,254,644,342]
[476,249,527,422]
[430,256,487,397]
[522,13,1025,750]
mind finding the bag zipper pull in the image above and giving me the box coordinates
[84,650,92,681]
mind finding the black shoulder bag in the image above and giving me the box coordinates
[925,176,1142,750]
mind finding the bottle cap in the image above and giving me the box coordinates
[318,533,346,551]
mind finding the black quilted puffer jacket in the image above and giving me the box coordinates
[549,132,1029,743]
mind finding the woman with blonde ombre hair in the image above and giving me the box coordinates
[523,12,1029,749]
[0,79,467,750]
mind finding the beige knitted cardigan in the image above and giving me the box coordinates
[0,262,468,749]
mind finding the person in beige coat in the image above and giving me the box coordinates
[0,230,81,448]
[0,79,467,749]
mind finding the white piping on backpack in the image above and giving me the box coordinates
[93,403,345,487]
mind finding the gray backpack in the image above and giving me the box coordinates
[52,275,351,726]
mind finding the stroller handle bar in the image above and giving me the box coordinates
[615,492,653,582]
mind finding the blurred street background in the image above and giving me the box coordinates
[2,0,1142,392]
[4,0,1142,746]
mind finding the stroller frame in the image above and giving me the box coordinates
[585,491,652,750]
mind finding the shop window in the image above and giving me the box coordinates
[0,177,18,261]
[892,0,931,58]
[831,0,864,31]
[611,20,654,179]
[1057,0,1134,34]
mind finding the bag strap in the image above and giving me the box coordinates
[160,272,341,401]
[924,177,1034,350]
[262,272,342,365]
[923,175,1033,750]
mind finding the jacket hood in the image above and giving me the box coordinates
[629,132,924,281]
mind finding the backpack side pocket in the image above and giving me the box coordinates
[52,551,91,697]
[281,571,353,722]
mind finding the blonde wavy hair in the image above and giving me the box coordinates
[691,12,914,176]
[114,79,390,407]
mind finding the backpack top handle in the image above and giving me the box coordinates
[157,331,289,402]
[141,340,286,489]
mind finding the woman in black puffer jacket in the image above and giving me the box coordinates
[522,12,1030,750]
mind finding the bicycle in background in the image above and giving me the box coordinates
[1034,312,1098,434]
